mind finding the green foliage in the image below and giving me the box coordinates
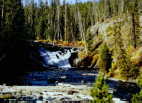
[132,90,142,103]
[137,74,142,88]
[131,74,142,103]
[23,1,96,41]
[0,94,13,99]
[98,43,112,73]
[107,22,139,79]
[22,0,142,41]
[90,72,113,103]
[0,0,27,40]
[1,0,142,42]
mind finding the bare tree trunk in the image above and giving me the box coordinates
[31,0,35,38]
[131,0,139,48]
[2,0,4,20]
[64,0,67,41]
[131,13,137,48]
[105,0,112,18]
[0,0,4,28]
[76,2,88,54]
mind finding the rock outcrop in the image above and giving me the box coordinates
[76,16,142,72]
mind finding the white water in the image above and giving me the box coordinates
[38,47,74,69]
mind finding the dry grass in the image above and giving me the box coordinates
[131,47,142,65]
[35,40,86,47]
[0,94,13,99]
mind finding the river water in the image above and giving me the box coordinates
[19,43,139,101]
[0,41,140,101]
[22,44,97,85]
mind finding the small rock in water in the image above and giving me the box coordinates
[68,90,79,95]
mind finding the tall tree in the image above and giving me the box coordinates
[13,0,26,39]
[130,0,140,48]
[131,74,142,103]
[1,0,27,41]
[105,0,112,17]
[90,72,112,103]
[107,22,139,79]
[64,0,67,41]
[0,0,4,32]
[98,43,112,73]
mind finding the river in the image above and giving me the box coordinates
[0,40,140,101]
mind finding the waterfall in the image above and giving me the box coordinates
[38,47,75,69]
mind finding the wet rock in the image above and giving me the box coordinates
[77,56,93,68]
[69,52,79,67]
[68,90,79,95]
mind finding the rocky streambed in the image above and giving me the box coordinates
[0,82,136,103]
[0,84,92,103]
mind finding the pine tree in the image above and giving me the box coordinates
[131,75,142,103]
[105,0,112,17]
[0,0,4,33]
[1,0,14,40]
[107,22,139,79]
[90,72,112,103]
[98,43,112,73]
[1,0,27,41]
[13,0,26,39]
[128,0,141,48]
[132,91,142,103]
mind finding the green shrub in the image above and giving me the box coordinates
[131,90,142,103]
[98,43,112,73]
[90,72,113,103]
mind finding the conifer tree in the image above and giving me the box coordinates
[127,0,141,48]
[105,0,112,17]
[107,22,139,79]
[131,75,142,103]
[0,0,4,32]
[90,72,112,103]
[1,0,26,41]
[98,43,112,73]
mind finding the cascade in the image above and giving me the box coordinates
[38,47,77,69]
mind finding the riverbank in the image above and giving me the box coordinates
[0,84,91,102]
[0,83,130,103]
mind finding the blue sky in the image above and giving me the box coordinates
[60,0,95,4]
[23,0,99,5]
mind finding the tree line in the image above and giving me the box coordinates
[0,0,141,43]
